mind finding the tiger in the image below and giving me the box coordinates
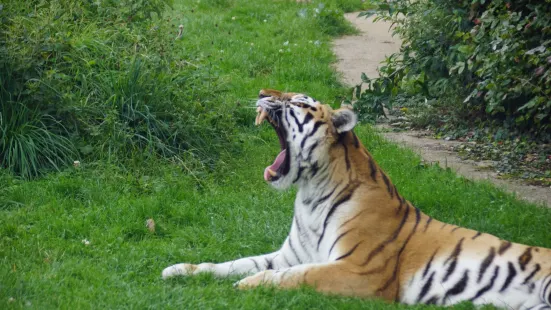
[162,89,551,309]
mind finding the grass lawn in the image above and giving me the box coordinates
[1,0,551,309]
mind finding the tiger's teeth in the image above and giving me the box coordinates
[267,168,277,177]
[255,109,269,126]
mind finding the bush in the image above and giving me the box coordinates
[356,0,551,138]
[0,0,236,177]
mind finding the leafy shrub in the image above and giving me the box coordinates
[0,0,236,177]
[357,0,551,138]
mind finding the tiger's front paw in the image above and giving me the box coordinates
[234,270,275,289]
[162,262,217,279]
[162,263,198,279]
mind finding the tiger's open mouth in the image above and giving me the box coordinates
[255,106,290,182]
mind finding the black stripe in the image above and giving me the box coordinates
[472,232,482,240]
[441,223,448,230]
[500,262,517,292]
[250,258,260,271]
[423,249,438,279]
[425,296,439,305]
[443,270,469,304]
[311,182,340,212]
[518,247,533,271]
[417,271,435,303]
[394,185,403,203]
[368,157,377,181]
[343,144,351,171]
[289,109,314,132]
[544,276,551,304]
[395,201,404,215]
[328,229,353,256]
[423,217,433,232]
[443,238,464,282]
[288,238,302,264]
[288,109,302,132]
[379,206,421,299]
[352,132,360,148]
[470,266,500,301]
[451,227,461,233]
[477,247,496,283]
[317,193,354,250]
[300,121,325,149]
[284,107,290,127]
[306,142,319,161]
[293,166,304,183]
[265,258,273,270]
[294,216,312,252]
[361,204,410,266]
[339,209,368,229]
[381,173,393,198]
[498,241,512,255]
[282,253,293,267]
[294,216,302,233]
[301,112,313,132]
[523,263,541,284]
[310,161,319,177]
[335,241,362,261]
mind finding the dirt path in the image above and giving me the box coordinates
[333,13,551,207]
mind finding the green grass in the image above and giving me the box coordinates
[2,125,550,309]
[1,0,551,309]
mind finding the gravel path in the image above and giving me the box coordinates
[333,13,551,207]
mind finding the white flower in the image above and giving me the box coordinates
[73,160,81,167]
[232,16,236,20]
[283,41,289,46]
[314,40,321,46]
[8,297,15,303]
[81,239,91,246]
[279,49,284,53]
[250,42,254,46]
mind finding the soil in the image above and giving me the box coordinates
[332,13,551,207]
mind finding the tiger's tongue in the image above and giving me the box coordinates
[264,150,286,181]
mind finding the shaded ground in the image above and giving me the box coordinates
[333,13,551,207]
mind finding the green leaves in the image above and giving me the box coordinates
[359,0,551,135]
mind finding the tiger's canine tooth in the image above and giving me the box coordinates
[255,109,269,126]
[267,168,277,177]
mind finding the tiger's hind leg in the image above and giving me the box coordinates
[235,261,391,299]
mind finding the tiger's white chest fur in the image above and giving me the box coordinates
[283,183,358,265]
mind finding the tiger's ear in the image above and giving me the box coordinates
[332,108,357,133]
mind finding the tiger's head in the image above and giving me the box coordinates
[255,89,357,189]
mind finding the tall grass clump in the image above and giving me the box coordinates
[0,103,75,179]
[0,0,236,178]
